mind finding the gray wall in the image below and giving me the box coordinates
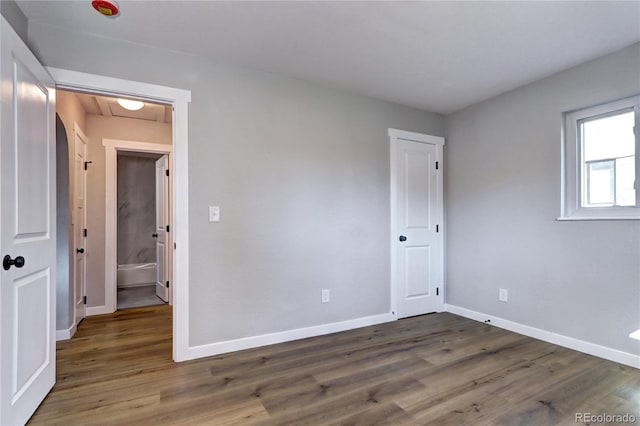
[0,0,27,43]
[445,43,640,355]
[117,154,157,265]
[28,22,444,346]
[55,115,72,332]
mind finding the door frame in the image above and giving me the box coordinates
[103,140,173,311]
[389,128,445,317]
[48,67,191,362]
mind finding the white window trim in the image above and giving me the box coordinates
[560,95,640,221]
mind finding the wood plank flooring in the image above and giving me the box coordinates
[29,305,639,425]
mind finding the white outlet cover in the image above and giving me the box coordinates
[499,288,508,302]
[208,206,220,222]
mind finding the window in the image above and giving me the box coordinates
[562,96,640,220]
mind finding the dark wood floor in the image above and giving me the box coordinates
[29,305,639,425]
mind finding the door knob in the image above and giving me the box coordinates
[3,255,25,271]
[399,235,407,242]
[152,233,158,238]
[76,248,85,254]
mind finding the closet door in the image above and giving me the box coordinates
[390,129,444,319]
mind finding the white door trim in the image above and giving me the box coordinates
[102,139,173,316]
[389,128,445,317]
[48,67,191,362]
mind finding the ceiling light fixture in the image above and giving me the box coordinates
[117,98,145,111]
[91,0,119,17]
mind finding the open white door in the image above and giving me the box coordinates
[390,129,444,319]
[155,155,170,302]
[73,124,88,324]
[1,16,57,425]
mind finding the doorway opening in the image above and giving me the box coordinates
[116,150,171,310]
[50,67,191,362]
[105,139,174,312]
[56,88,174,331]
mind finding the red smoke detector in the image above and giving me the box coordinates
[92,0,119,17]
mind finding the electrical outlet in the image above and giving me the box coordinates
[208,206,220,222]
[499,288,508,302]
[321,289,330,304]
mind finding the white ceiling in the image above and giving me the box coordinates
[72,92,172,124]
[17,1,640,114]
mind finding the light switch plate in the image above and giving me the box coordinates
[208,206,220,222]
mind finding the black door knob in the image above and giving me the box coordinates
[152,233,158,238]
[3,255,25,271]
[76,248,85,254]
[399,235,407,242]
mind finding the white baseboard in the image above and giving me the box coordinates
[183,312,396,361]
[445,304,640,369]
[55,321,77,341]
[86,305,114,316]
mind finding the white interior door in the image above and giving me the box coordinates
[0,17,56,425]
[391,129,444,319]
[73,125,88,324]
[155,155,170,302]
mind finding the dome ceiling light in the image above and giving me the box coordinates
[116,98,145,111]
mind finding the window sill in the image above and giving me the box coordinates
[557,216,640,221]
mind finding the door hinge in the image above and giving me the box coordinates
[166,280,170,288]
[436,224,439,232]
[174,242,177,250]
[166,225,170,232]
[83,295,87,305]
[166,169,170,177]
[435,161,439,170]
[83,228,88,237]
[84,161,93,170]
[436,287,439,296]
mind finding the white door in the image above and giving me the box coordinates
[390,129,444,319]
[155,155,170,302]
[73,125,88,324]
[0,17,57,425]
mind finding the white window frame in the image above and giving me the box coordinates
[561,95,640,220]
